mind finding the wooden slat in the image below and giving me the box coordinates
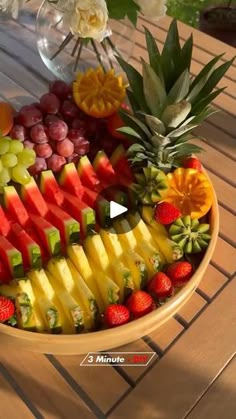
[110,278,236,419]
[0,72,35,108]
[188,356,236,419]
[206,112,236,142]
[147,318,184,352]
[211,237,236,276]
[195,123,236,161]
[178,292,207,324]
[198,264,228,300]
[0,352,95,419]
[0,373,34,419]
[218,206,236,247]
[54,355,129,414]
[207,171,236,214]
[109,339,157,382]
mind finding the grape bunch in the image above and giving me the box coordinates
[0,136,36,188]
[10,81,92,175]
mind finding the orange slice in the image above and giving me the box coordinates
[165,168,213,219]
[0,102,14,136]
[73,67,128,118]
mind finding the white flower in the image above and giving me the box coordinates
[136,0,167,20]
[70,0,109,42]
[0,0,26,18]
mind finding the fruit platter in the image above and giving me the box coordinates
[0,21,229,354]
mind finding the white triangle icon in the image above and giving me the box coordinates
[110,201,128,219]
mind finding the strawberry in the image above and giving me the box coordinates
[104,304,130,328]
[154,202,181,225]
[107,103,132,147]
[0,296,15,322]
[166,261,193,287]
[182,157,202,171]
[148,272,173,300]
[126,290,154,319]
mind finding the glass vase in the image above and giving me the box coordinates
[36,0,136,82]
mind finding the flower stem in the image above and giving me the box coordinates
[51,32,74,60]
[72,36,81,57]
[106,36,121,58]
[91,39,106,72]
[74,40,84,72]
[101,40,114,70]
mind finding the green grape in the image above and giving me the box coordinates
[11,164,31,185]
[0,168,11,184]
[0,138,10,155]
[1,153,18,168]
[9,140,24,154]
[17,149,36,167]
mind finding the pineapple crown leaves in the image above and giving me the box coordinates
[117,19,234,171]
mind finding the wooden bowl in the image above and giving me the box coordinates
[0,179,219,355]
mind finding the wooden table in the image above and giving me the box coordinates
[0,4,236,418]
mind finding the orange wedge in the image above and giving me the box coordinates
[0,102,14,136]
[73,67,128,118]
[165,168,213,219]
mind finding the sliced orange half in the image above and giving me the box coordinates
[73,67,128,119]
[165,168,213,219]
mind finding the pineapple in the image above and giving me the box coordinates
[16,279,45,332]
[117,20,234,183]
[89,262,120,308]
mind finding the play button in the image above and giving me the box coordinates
[110,201,128,219]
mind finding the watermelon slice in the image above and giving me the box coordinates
[0,205,11,237]
[40,170,64,206]
[3,186,30,228]
[93,150,117,187]
[110,145,134,185]
[0,236,24,278]
[0,260,12,284]
[29,213,61,257]
[11,223,42,270]
[59,163,84,199]
[21,177,48,217]
[46,202,80,245]
[77,156,102,192]
[62,191,95,238]
[82,187,110,228]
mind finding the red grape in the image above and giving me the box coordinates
[28,157,47,175]
[10,125,27,142]
[31,102,41,110]
[71,118,87,131]
[40,93,60,114]
[30,124,49,144]
[18,105,43,128]
[67,129,86,143]
[44,114,60,127]
[49,120,68,142]
[23,140,35,150]
[56,138,74,157]
[35,143,53,158]
[50,80,71,100]
[74,138,90,156]
[61,100,78,119]
[47,154,66,172]
[67,153,80,164]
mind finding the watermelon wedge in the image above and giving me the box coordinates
[3,186,30,228]
[82,187,110,228]
[110,145,134,185]
[11,223,42,270]
[59,163,84,199]
[0,205,11,237]
[0,260,11,284]
[21,177,48,217]
[46,202,80,245]
[77,156,102,192]
[29,213,61,257]
[0,236,24,278]
[40,170,64,206]
[93,150,117,187]
[62,191,95,238]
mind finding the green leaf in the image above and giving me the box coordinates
[144,27,165,86]
[188,54,224,96]
[181,34,193,71]
[142,61,167,116]
[197,57,235,99]
[127,144,146,154]
[117,127,142,139]
[168,69,190,103]
[191,87,225,115]
[119,110,151,138]
[116,56,149,113]
[169,124,198,139]
[161,19,182,91]
[126,90,140,113]
[172,143,203,158]
[144,114,166,135]
[106,0,140,25]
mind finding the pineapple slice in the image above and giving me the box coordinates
[47,257,75,294]
[148,225,183,263]
[17,279,45,332]
[83,234,111,273]
[67,244,103,312]
[67,259,100,329]
[46,271,85,333]
[89,261,120,309]
[124,250,148,289]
